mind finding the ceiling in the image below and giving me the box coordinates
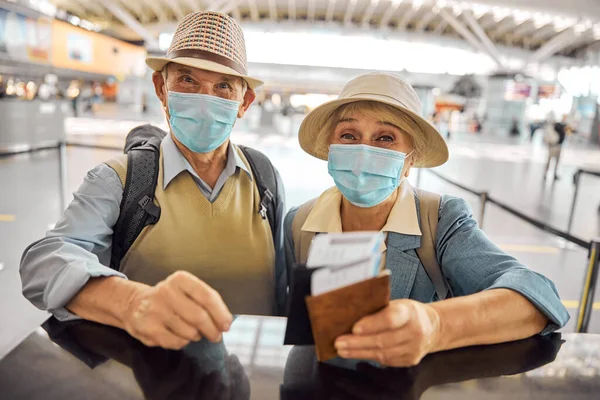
[48,0,600,61]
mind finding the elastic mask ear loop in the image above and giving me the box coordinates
[162,68,169,113]
[401,150,415,180]
[162,69,173,133]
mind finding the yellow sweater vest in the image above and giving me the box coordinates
[106,145,275,315]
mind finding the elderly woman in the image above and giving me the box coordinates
[284,72,569,367]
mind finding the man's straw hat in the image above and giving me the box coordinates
[298,72,449,168]
[146,11,263,90]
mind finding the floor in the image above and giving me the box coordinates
[1,111,600,359]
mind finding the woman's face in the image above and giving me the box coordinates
[330,110,414,154]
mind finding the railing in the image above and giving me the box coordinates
[568,168,600,233]
[418,168,599,333]
[577,240,600,333]
[3,141,600,333]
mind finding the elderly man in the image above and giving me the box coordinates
[20,12,286,350]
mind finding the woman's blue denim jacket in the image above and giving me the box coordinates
[283,195,570,335]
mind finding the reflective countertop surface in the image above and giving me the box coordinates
[0,315,599,400]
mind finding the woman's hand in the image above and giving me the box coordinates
[334,299,442,367]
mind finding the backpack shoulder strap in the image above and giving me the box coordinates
[105,154,128,186]
[106,142,161,271]
[238,145,278,239]
[291,199,318,264]
[415,188,452,300]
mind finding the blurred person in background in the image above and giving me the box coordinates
[509,118,520,137]
[469,115,482,134]
[20,11,286,351]
[529,119,543,141]
[103,77,118,103]
[544,114,570,181]
[141,92,148,114]
[433,110,451,140]
[66,81,81,117]
[81,82,93,114]
[0,76,6,99]
[431,110,439,127]
[285,72,568,368]
[92,81,103,111]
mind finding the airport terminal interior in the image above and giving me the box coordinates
[1,0,600,398]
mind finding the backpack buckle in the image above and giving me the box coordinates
[138,195,161,224]
[259,204,267,219]
[258,189,274,220]
[263,188,274,203]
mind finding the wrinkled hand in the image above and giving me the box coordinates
[334,299,441,367]
[123,271,233,350]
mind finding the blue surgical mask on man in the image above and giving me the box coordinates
[167,91,241,153]
[328,144,411,208]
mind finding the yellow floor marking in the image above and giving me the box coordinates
[498,244,559,254]
[562,300,600,310]
[0,214,16,222]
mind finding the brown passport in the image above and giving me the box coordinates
[304,270,391,362]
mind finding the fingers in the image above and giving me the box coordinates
[130,291,201,345]
[161,275,226,343]
[163,312,202,342]
[157,333,189,350]
[337,344,424,367]
[170,271,233,331]
[335,329,411,352]
[334,301,440,367]
[352,301,411,335]
[169,290,223,343]
[126,271,234,349]
[137,326,190,350]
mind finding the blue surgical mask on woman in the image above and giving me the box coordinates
[328,144,411,208]
[167,91,241,153]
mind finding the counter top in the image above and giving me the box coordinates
[0,315,598,400]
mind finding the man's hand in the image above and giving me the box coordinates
[122,271,233,350]
[334,299,441,367]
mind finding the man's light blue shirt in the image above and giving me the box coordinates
[20,135,286,321]
[161,134,251,199]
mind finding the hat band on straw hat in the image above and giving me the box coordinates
[167,49,247,75]
[349,92,409,109]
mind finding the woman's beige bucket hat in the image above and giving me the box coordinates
[146,11,263,90]
[298,72,449,168]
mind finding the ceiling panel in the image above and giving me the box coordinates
[47,0,600,58]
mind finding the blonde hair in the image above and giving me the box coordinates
[321,100,427,162]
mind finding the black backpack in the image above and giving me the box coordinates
[109,124,279,271]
